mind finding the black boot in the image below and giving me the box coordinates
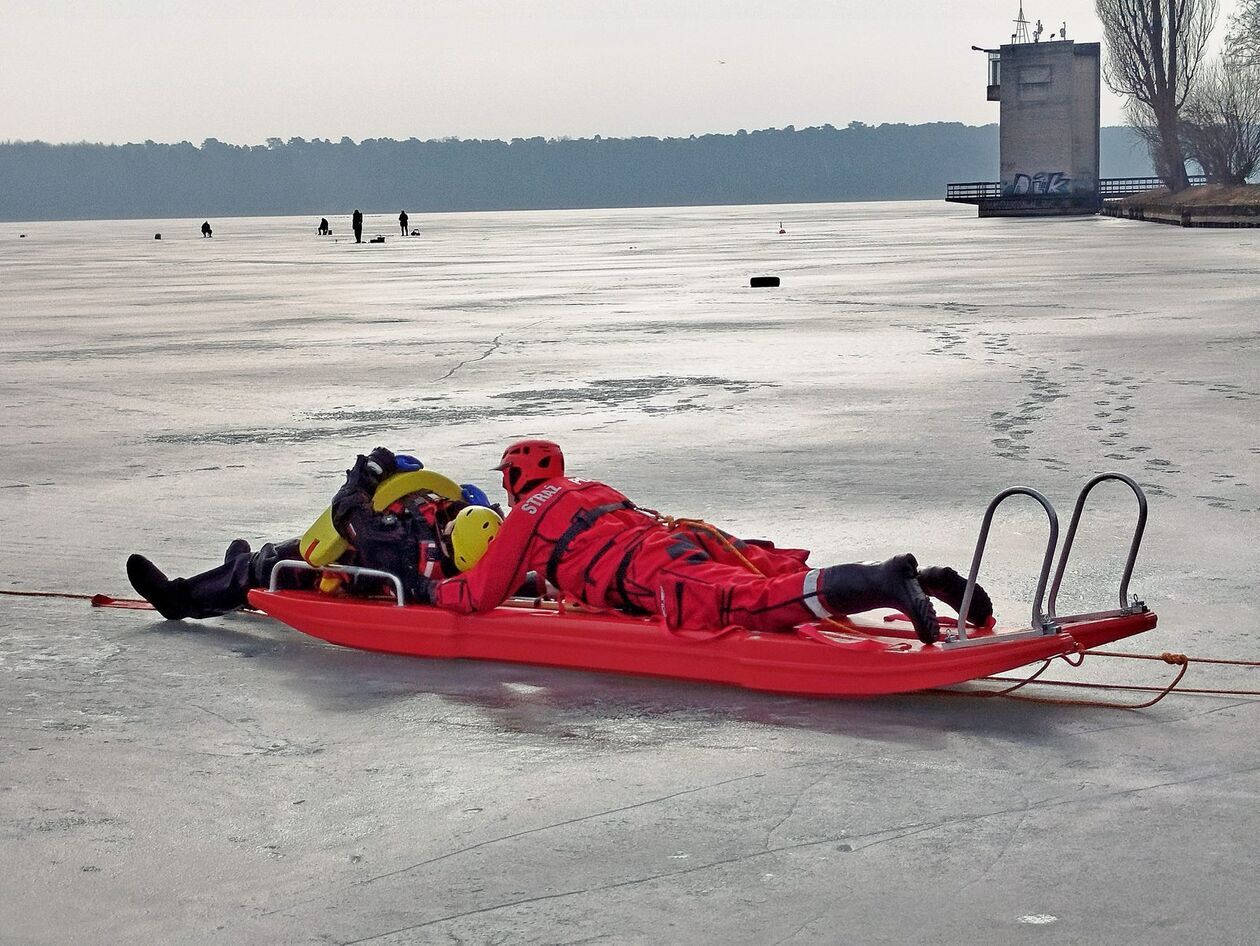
[917,566,993,627]
[127,552,256,620]
[818,553,940,643]
[127,554,193,620]
[224,539,252,564]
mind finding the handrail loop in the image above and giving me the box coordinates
[1047,472,1148,621]
[268,559,407,607]
[955,486,1060,641]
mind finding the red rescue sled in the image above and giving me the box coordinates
[247,587,1156,697]
[248,474,1158,697]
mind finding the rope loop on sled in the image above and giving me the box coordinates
[940,648,1195,709]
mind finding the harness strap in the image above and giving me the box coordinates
[546,501,637,588]
[612,534,655,616]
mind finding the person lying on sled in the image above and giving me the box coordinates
[414,440,993,643]
[125,449,507,620]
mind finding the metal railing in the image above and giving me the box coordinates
[947,176,1208,202]
[1099,175,1206,197]
[946,181,1003,200]
[940,475,1150,648]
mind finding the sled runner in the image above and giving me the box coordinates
[247,474,1156,697]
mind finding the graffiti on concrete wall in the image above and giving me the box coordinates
[1008,171,1072,196]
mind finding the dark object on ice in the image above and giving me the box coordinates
[749,275,780,288]
[370,235,385,243]
[19,234,25,238]
[352,209,363,243]
[154,233,162,240]
[318,217,331,235]
[201,221,213,238]
[399,210,409,235]
[410,228,421,236]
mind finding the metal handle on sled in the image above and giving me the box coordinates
[1047,472,1148,622]
[268,559,407,607]
[948,486,1060,646]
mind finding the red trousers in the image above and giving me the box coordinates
[616,525,824,633]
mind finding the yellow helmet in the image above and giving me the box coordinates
[451,505,503,571]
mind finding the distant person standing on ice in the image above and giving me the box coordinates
[201,221,213,238]
[399,210,409,236]
[318,217,330,235]
[352,209,363,244]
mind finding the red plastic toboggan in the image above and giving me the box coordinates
[246,588,1156,697]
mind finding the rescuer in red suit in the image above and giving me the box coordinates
[423,440,992,643]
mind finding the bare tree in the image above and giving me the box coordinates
[1181,59,1260,183]
[1227,0,1260,67]
[1096,0,1219,191]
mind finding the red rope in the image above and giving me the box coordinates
[1,589,98,600]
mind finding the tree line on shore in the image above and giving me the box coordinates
[0,122,1160,222]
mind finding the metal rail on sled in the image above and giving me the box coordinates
[248,473,1157,697]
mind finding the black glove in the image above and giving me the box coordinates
[346,446,396,493]
[407,574,439,606]
[367,446,397,476]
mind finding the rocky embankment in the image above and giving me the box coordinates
[1103,183,1260,227]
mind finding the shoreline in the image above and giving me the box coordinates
[1103,182,1260,227]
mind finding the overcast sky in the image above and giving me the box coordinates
[2,0,1242,145]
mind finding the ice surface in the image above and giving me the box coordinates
[2,202,1258,943]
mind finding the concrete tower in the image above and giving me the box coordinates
[997,39,1101,211]
[948,20,1102,217]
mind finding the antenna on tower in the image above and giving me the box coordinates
[1013,3,1031,44]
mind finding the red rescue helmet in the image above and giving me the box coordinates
[495,439,565,503]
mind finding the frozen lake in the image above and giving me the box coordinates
[2,202,1259,943]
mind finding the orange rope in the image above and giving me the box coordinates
[1089,648,1260,668]
[986,657,1054,695]
[943,650,1193,709]
[652,515,765,574]
[984,676,1260,697]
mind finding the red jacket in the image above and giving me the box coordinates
[432,477,661,613]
